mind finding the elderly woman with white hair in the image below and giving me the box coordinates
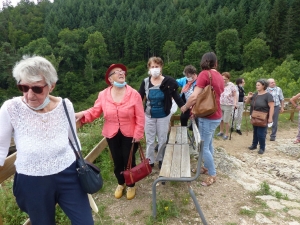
[0,56,94,225]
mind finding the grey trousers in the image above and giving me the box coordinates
[270,105,280,138]
[233,102,244,130]
[145,114,171,163]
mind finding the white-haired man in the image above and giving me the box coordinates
[266,78,284,141]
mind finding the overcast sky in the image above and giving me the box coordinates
[1,0,54,9]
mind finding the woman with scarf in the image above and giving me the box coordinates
[176,65,198,126]
[76,64,145,200]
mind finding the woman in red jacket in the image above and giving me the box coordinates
[75,64,145,200]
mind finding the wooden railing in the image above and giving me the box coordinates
[170,98,299,126]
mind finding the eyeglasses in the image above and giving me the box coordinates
[17,84,48,94]
[109,70,125,77]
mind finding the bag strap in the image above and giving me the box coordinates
[207,70,212,86]
[62,99,84,160]
[126,143,135,170]
[126,143,146,170]
[138,143,146,162]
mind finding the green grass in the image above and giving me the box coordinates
[131,209,144,216]
[0,182,28,225]
[242,181,292,221]
[253,181,289,201]
[146,199,180,225]
[239,208,256,217]
[255,181,272,195]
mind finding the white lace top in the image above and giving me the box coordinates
[0,97,77,176]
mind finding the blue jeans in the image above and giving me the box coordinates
[198,118,221,176]
[252,125,268,150]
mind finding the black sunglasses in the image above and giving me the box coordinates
[17,84,48,94]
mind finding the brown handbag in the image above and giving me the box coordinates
[250,95,268,127]
[191,71,217,117]
[122,143,152,186]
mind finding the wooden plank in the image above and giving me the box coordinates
[175,127,181,144]
[0,152,16,184]
[168,127,177,144]
[159,145,174,177]
[84,138,108,163]
[170,115,180,126]
[181,127,188,144]
[181,144,191,177]
[23,219,31,225]
[169,145,181,178]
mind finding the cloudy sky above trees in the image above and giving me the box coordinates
[1,0,53,9]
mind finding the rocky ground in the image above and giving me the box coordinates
[92,126,300,225]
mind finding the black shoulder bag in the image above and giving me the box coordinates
[63,99,103,194]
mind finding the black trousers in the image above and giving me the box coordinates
[180,109,191,126]
[106,130,138,187]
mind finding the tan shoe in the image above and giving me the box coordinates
[114,184,125,199]
[126,186,136,200]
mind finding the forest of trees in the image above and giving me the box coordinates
[0,0,300,110]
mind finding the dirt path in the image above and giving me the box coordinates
[94,127,300,225]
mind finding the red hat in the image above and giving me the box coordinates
[105,64,127,85]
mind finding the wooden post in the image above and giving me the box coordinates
[0,153,16,184]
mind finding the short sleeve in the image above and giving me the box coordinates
[196,71,209,88]
[267,93,274,103]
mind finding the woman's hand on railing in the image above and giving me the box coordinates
[75,112,84,122]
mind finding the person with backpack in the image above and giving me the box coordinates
[139,57,185,169]
[176,65,198,126]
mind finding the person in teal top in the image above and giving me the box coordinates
[176,65,198,126]
[139,57,185,169]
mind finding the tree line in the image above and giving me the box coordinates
[0,0,299,110]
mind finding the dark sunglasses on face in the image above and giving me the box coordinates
[17,84,48,94]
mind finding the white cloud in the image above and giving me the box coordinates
[1,0,54,9]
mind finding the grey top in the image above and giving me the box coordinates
[250,93,274,114]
